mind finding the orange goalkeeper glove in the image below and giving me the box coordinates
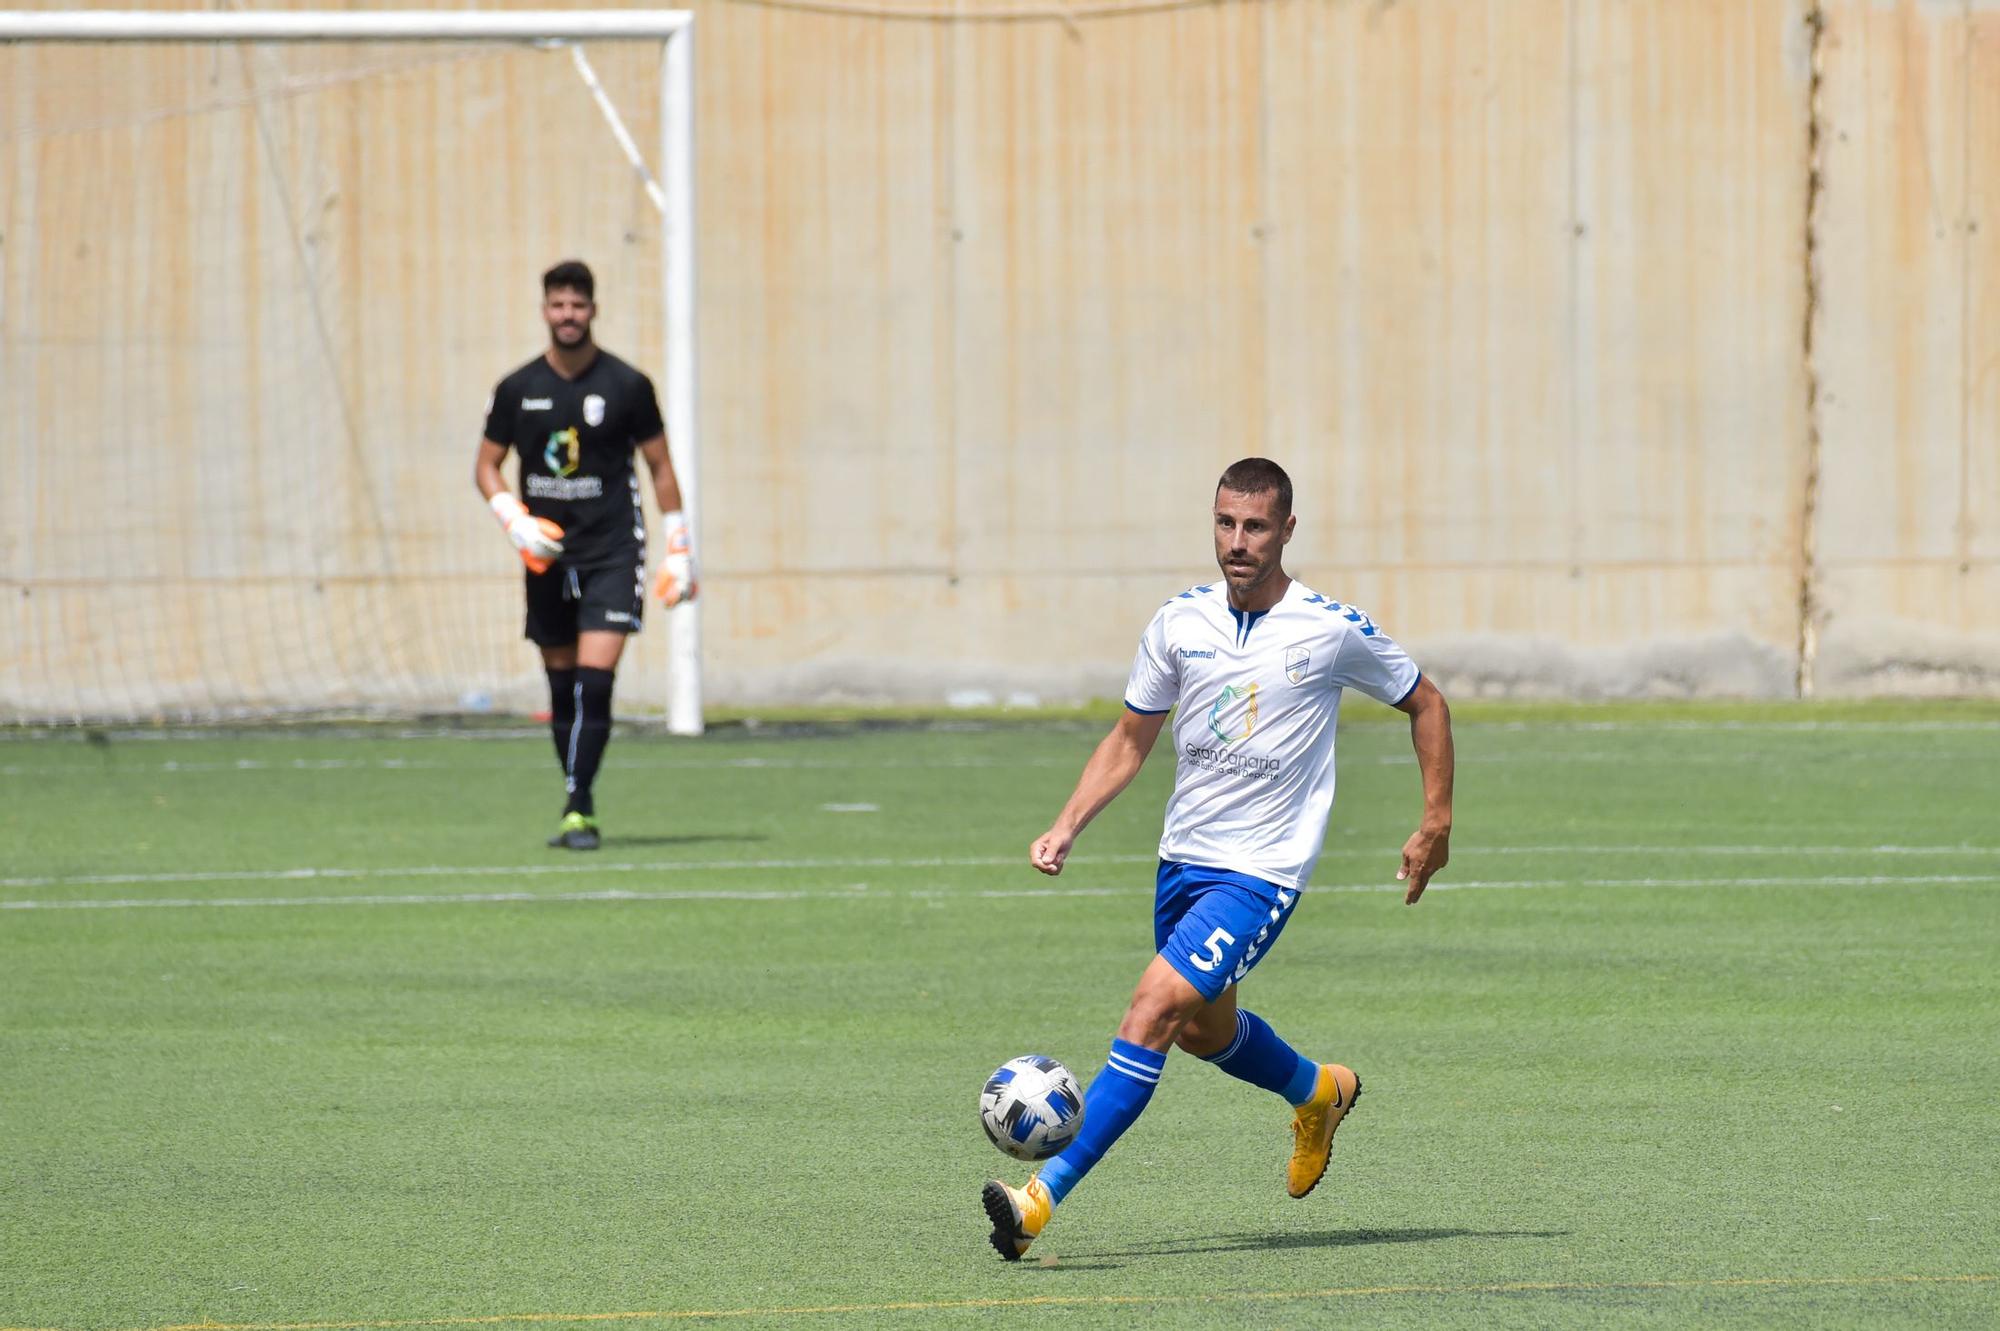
[652,510,699,606]
[489,492,564,574]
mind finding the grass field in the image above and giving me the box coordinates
[4,701,1998,1329]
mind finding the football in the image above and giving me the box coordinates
[979,1054,1085,1161]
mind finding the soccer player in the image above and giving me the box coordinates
[983,457,1455,1260]
[474,260,698,851]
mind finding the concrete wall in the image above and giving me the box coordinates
[1,0,1993,720]
[1813,0,2000,694]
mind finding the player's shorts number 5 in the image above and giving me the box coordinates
[1188,927,1237,973]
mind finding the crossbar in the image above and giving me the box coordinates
[0,10,693,42]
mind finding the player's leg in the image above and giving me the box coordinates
[563,628,626,823]
[1171,879,1360,1199]
[1040,954,1203,1196]
[985,862,1237,1260]
[540,644,578,778]
[526,568,583,843]
[1174,877,1323,1104]
[1034,862,1221,1192]
[551,556,643,848]
[1179,985,1320,1105]
[983,954,1199,1260]
[544,629,623,850]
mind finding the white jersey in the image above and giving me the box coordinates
[1123,578,1421,890]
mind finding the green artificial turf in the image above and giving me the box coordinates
[2,704,1997,1328]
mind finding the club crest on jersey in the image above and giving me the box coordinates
[583,394,606,427]
[545,427,581,477]
[1285,646,1310,685]
[1207,681,1259,745]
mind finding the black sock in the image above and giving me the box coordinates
[564,667,615,818]
[546,667,578,782]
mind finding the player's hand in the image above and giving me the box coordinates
[1030,827,1074,877]
[652,510,699,606]
[489,492,564,574]
[1397,824,1450,904]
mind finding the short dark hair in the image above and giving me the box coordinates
[542,259,595,300]
[1216,457,1292,518]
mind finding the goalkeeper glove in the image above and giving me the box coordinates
[652,510,699,606]
[489,492,564,574]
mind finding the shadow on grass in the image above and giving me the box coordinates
[1070,1228,1570,1261]
[602,833,770,848]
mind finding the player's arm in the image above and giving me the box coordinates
[1029,707,1168,877]
[637,434,698,606]
[474,438,510,502]
[1392,675,1454,905]
[476,437,564,573]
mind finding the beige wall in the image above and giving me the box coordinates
[1813,0,2000,694]
[1,1,1993,719]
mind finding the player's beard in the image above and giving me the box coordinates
[1220,550,1263,590]
[549,319,592,350]
[1218,548,1283,604]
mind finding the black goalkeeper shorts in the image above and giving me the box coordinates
[524,555,646,646]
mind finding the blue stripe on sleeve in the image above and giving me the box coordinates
[1124,700,1172,715]
[1393,673,1423,706]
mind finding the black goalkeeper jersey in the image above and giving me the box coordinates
[483,350,665,568]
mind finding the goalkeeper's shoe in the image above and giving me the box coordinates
[546,811,600,851]
[1287,1063,1361,1199]
[981,1176,1052,1262]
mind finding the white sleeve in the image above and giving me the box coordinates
[1329,616,1421,706]
[1123,608,1180,714]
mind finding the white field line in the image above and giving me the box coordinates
[950,874,2000,898]
[0,752,1928,774]
[0,755,1086,775]
[0,853,1155,889]
[1490,720,2000,733]
[1364,751,1874,765]
[19,744,2000,778]
[5,873,1999,912]
[6,721,2000,775]
[0,758,447,774]
[5,719,1997,746]
[9,844,2000,891]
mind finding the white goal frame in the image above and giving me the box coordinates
[0,10,706,735]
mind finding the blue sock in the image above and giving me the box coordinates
[1035,1039,1167,1205]
[1199,1009,1321,1107]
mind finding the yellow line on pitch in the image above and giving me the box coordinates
[12,1271,1987,1331]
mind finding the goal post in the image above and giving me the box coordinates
[0,10,704,734]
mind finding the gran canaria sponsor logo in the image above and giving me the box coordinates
[525,474,604,501]
[1182,743,1281,781]
[1206,680,1259,745]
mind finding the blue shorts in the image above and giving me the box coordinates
[1153,860,1302,1003]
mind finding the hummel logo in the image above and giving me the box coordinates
[522,397,554,410]
[603,611,633,623]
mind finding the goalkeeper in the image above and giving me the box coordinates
[474,259,697,851]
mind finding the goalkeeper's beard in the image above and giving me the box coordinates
[549,320,592,350]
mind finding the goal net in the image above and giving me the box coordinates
[0,11,701,730]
